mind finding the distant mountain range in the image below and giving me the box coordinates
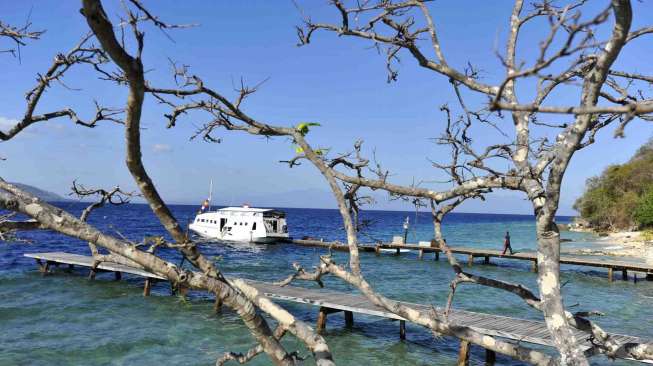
[9,183,70,202]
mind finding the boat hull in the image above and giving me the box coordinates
[189,223,287,244]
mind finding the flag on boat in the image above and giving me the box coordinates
[199,199,210,213]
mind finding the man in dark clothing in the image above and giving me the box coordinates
[502,231,514,255]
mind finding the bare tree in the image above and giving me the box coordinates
[0,2,333,365]
[141,0,653,364]
[3,1,653,365]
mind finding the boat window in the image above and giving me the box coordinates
[252,222,256,230]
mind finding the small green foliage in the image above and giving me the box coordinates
[641,229,653,242]
[177,295,191,307]
[293,146,325,156]
[635,189,653,228]
[296,122,321,136]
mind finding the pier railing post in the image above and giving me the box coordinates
[458,340,471,366]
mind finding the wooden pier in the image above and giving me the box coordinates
[290,239,653,282]
[23,251,653,365]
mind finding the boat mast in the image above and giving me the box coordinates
[208,179,213,211]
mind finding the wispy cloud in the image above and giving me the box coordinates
[0,116,19,133]
[152,143,173,153]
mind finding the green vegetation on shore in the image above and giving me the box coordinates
[574,138,653,230]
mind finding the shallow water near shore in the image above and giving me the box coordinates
[1,203,652,365]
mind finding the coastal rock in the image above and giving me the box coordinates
[568,217,592,232]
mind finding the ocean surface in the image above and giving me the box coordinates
[1,203,652,366]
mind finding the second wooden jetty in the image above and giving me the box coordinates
[289,239,653,282]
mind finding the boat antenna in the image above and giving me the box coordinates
[208,179,213,211]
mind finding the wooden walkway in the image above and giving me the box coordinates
[290,239,653,282]
[23,251,653,364]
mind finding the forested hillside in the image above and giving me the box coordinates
[574,139,653,230]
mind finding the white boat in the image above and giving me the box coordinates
[189,205,289,243]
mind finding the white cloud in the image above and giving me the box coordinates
[152,143,173,153]
[0,116,19,133]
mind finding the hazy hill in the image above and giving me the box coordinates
[9,183,70,202]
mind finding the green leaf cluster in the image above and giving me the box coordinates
[296,122,321,136]
[574,138,653,230]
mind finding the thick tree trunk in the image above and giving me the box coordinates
[535,213,588,365]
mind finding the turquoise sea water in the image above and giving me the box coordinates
[1,203,652,365]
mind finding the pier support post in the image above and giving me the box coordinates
[143,278,152,296]
[647,272,653,281]
[316,307,329,333]
[36,259,50,276]
[396,247,400,256]
[622,269,628,280]
[608,268,614,282]
[531,260,538,273]
[458,340,471,366]
[214,297,223,313]
[467,254,474,267]
[485,349,496,365]
[344,311,353,328]
[418,249,424,260]
[399,320,406,340]
[178,285,189,298]
[114,271,122,281]
[65,264,74,273]
[375,245,380,256]
[88,269,97,280]
[435,251,440,261]
[484,256,490,264]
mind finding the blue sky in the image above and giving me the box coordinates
[1,1,652,215]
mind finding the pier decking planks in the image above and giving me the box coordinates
[24,251,653,364]
[290,239,653,281]
[24,251,166,280]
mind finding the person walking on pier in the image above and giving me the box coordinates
[501,231,514,255]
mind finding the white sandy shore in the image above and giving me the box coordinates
[564,231,653,259]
